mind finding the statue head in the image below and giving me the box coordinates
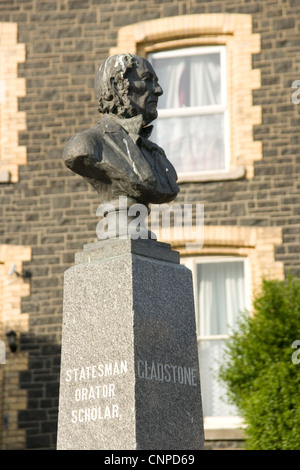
[95,53,163,126]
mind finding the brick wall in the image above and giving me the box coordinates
[0,0,299,449]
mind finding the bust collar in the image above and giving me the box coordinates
[106,114,153,142]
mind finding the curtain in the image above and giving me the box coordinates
[152,58,186,109]
[200,339,238,417]
[152,113,224,173]
[150,51,224,173]
[152,52,221,109]
[197,261,245,336]
[190,53,221,106]
[197,261,245,417]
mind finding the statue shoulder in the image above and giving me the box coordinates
[63,124,105,164]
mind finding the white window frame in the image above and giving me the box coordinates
[148,46,230,178]
[181,255,251,429]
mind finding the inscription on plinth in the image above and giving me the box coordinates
[61,358,200,426]
[65,360,127,424]
[137,360,198,386]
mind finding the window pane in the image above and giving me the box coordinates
[180,257,248,418]
[199,339,238,417]
[152,113,225,173]
[197,261,245,336]
[196,260,246,417]
[152,56,187,109]
[190,53,221,106]
[151,52,221,108]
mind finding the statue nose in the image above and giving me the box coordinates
[154,84,163,96]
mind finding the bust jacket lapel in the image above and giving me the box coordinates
[98,116,156,186]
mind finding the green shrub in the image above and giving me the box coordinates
[219,275,300,450]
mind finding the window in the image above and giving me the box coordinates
[0,22,26,183]
[182,256,251,421]
[148,46,228,176]
[112,14,262,180]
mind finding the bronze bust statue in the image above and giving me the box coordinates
[63,53,179,203]
[63,54,179,238]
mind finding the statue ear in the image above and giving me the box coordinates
[105,77,120,107]
[110,76,116,89]
[110,77,123,101]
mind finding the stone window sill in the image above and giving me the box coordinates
[177,165,246,184]
[204,428,245,441]
[204,416,246,441]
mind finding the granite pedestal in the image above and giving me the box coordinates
[57,238,204,450]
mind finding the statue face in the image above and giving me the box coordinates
[126,57,163,126]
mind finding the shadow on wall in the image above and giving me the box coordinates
[17,333,61,450]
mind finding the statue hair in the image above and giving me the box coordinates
[95,53,139,118]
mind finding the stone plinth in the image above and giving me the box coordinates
[57,238,204,450]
